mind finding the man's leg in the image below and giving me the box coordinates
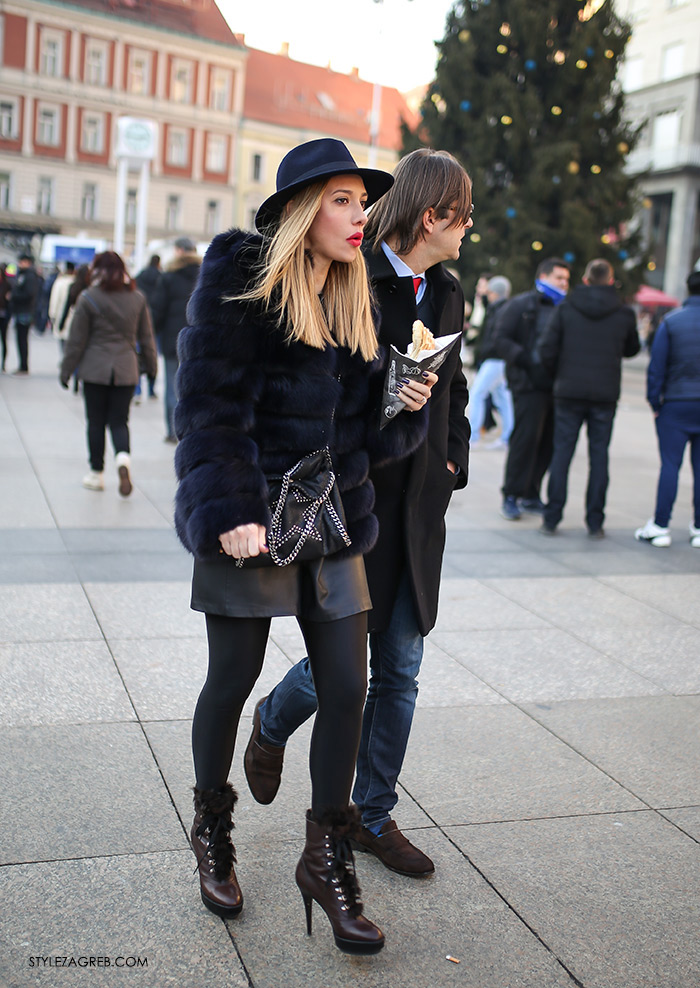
[468,361,501,441]
[528,392,554,502]
[653,404,689,527]
[585,402,616,533]
[14,317,30,372]
[258,657,319,746]
[544,399,584,529]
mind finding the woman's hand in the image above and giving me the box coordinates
[396,371,438,411]
[219,524,269,559]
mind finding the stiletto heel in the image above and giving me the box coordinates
[301,891,313,934]
[295,808,384,955]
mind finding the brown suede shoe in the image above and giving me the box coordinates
[351,819,435,877]
[244,696,285,804]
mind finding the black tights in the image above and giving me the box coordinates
[192,611,368,812]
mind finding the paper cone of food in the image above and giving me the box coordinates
[380,321,461,429]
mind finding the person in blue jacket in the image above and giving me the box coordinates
[635,270,700,548]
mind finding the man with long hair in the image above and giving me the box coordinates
[244,148,472,877]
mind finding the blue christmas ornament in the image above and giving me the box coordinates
[563,252,576,263]
[525,59,537,71]
[593,111,601,120]
[552,175,561,184]
[618,249,628,259]
[505,207,517,218]
[460,100,472,111]
[586,47,595,56]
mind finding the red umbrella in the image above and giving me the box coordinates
[634,284,679,308]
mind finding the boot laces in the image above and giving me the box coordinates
[326,834,363,917]
[194,812,236,880]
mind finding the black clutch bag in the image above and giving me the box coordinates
[234,448,351,568]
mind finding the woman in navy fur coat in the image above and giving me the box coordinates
[173,140,434,953]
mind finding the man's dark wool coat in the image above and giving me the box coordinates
[173,230,428,564]
[150,252,202,359]
[363,244,470,637]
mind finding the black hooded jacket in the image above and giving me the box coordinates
[536,284,640,403]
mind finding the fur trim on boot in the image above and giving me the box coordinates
[191,783,243,917]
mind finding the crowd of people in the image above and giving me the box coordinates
[464,257,699,547]
[1,134,698,958]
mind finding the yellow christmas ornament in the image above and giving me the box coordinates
[470,233,481,243]
[601,234,611,244]
[501,115,513,125]
[459,29,470,42]
[647,261,656,271]
[591,164,602,174]
[497,44,508,54]
[532,241,543,251]
[568,161,580,174]
[551,105,563,116]
[604,49,614,59]
[500,23,511,36]
[553,50,566,64]
[576,59,588,69]
[618,142,629,153]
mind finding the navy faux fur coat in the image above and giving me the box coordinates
[173,229,427,561]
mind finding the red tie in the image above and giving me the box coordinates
[413,277,422,296]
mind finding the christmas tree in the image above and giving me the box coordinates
[405,0,646,295]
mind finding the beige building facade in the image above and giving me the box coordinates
[619,0,700,299]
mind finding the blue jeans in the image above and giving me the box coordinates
[654,400,700,527]
[164,355,178,438]
[468,359,514,443]
[259,572,424,830]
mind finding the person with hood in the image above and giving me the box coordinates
[150,239,200,442]
[536,258,639,536]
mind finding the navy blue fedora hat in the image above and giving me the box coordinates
[255,138,394,232]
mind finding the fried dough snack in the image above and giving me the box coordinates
[409,319,437,359]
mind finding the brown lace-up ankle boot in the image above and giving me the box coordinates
[191,783,243,917]
[295,807,384,954]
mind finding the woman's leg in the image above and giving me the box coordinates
[192,614,271,790]
[299,612,368,813]
[82,382,109,471]
[106,385,135,456]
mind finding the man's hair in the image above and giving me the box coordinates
[65,261,75,273]
[536,257,570,279]
[583,258,614,285]
[149,254,161,267]
[686,270,700,295]
[365,148,472,255]
[487,276,511,300]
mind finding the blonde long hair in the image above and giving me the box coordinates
[235,181,378,361]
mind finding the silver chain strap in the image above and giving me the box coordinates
[235,449,351,568]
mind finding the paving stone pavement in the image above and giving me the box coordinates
[1,332,699,988]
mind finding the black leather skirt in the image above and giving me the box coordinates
[190,553,371,623]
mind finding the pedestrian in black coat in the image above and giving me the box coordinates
[150,240,200,441]
[246,148,472,879]
[9,253,40,374]
[536,258,639,535]
[174,138,435,953]
[494,257,571,519]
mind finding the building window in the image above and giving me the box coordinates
[37,106,60,146]
[171,60,193,103]
[128,50,151,95]
[661,42,684,81]
[39,34,63,77]
[251,152,263,183]
[37,176,54,215]
[166,194,182,231]
[81,113,105,154]
[0,172,11,210]
[209,68,231,111]
[81,182,97,221]
[126,188,137,226]
[247,207,258,231]
[206,134,227,173]
[167,128,188,167]
[0,99,19,139]
[85,42,108,86]
[206,199,221,236]
[653,109,681,150]
[623,55,644,91]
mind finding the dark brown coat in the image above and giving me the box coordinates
[60,285,157,387]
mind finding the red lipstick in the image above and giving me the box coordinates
[347,233,364,246]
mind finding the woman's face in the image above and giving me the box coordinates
[304,175,368,274]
